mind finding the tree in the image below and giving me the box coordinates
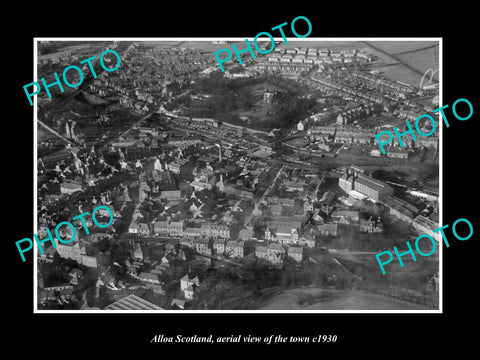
[110,240,130,264]
[314,272,328,287]
[191,272,222,309]
[98,237,111,253]
[334,277,347,290]
[181,246,195,261]
[252,222,266,239]
[281,256,297,287]
[296,260,314,286]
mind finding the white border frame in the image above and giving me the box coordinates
[33,37,443,314]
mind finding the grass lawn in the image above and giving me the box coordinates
[260,287,431,310]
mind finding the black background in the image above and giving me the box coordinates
[5,3,478,354]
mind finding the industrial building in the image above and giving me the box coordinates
[338,166,393,201]
[104,294,164,310]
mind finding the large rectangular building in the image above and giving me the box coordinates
[154,220,185,237]
[56,241,97,268]
[339,166,393,201]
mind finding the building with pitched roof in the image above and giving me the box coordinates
[213,238,226,254]
[56,241,98,268]
[200,223,230,238]
[105,294,164,310]
[154,220,185,237]
[138,272,160,284]
[267,243,285,265]
[339,166,393,201]
[287,246,304,262]
[225,240,244,258]
[193,237,211,256]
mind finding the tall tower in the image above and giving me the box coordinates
[65,120,71,138]
[215,143,222,162]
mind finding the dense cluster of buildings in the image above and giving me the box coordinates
[336,165,439,235]
[36,40,439,310]
[83,43,221,115]
[307,125,438,151]
[254,47,374,76]
[310,69,417,104]
[335,103,382,125]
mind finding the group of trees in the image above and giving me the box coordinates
[164,72,327,132]
[189,258,281,309]
[189,253,350,309]
[272,95,318,129]
[182,88,255,119]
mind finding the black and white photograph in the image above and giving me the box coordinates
[6,6,479,354]
[33,38,441,312]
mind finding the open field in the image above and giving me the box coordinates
[38,42,109,60]
[37,126,56,142]
[363,41,439,87]
[369,64,426,88]
[397,47,439,82]
[173,40,253,54]
[284,137,310,147]
[366,41,438,55]
[260,287,431,310]
[276,40,364,49]
[231,82,284,124]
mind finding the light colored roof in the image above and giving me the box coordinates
[267,220,301,229]
[169,221,184,228]
[160,190,182,198]
[190,181,210,187]
[61,181,83,189]
[317,223,338,231]
[226,240,244,248]
[332,209,359,216]
[105,294,164,310]
[138,272,158,281]
[387,147,408,153]
[276,225,296,234]
[288,246,304,254]
[268,243,284,251]
[155,221,184,228]
[171,298,186,307]
[201,223,229,230]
